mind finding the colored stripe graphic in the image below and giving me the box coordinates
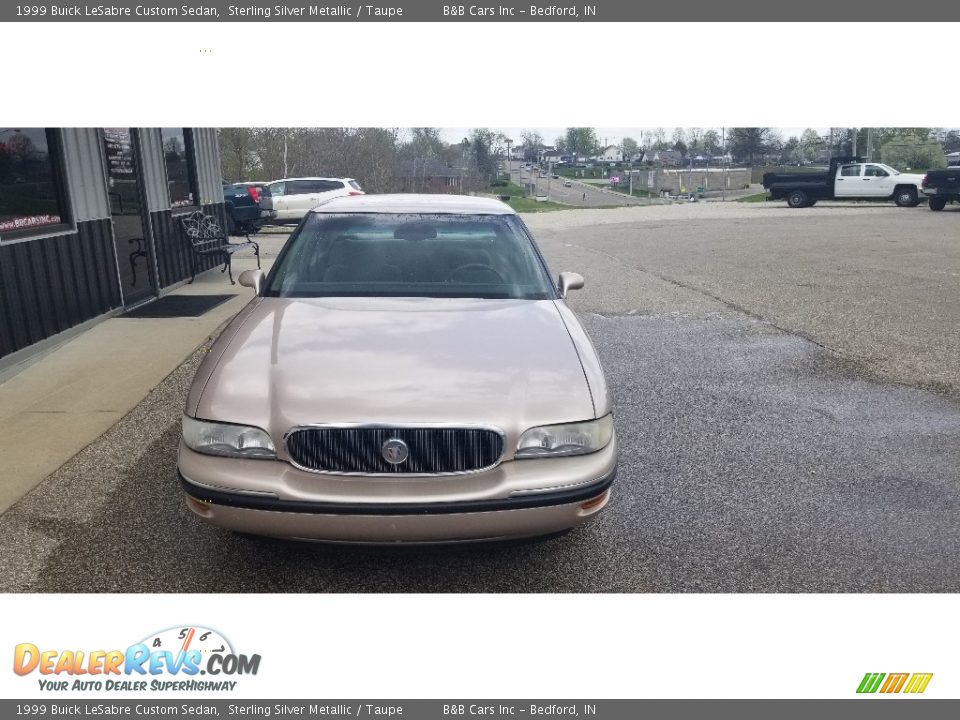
[857,673,885,693]
[880,673,909,693]
[903,673,933,694]
[857,672,933,694]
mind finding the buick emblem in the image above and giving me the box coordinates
[381,438,409,465]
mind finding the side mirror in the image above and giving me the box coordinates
[558,271,584,298]
[238,269,265,295]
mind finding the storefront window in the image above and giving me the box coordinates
[0,128,69,235]
[160,128,198,209]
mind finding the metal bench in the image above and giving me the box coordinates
[178,210,260,285]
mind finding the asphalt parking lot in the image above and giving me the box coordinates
[2,203,959,592]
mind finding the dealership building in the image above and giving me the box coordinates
[0,127,225,367]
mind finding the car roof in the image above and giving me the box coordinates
[311,194,517,215]
[270,177,356,182]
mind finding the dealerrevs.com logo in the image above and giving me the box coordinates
[857,673,933,695]
[13,626,261,693]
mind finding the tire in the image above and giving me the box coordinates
[787,190,809,208]
[807,199,817,207]
[894,186,918,207]
[226,212,238,235]
[929,196,947,211]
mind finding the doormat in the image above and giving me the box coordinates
[122,294,234,318]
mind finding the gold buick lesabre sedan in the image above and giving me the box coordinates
[178,194,617,543]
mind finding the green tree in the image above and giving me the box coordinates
[781,136,800,164]
[520,129,543,160]
[799,128,824,162]
[621,137,640,161]
[564,128,600,157]
[881,133,946,170]
[727,128,776,165]
[701,129,721,155]
[469,128,499,182]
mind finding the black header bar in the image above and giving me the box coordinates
[1,0,951,21]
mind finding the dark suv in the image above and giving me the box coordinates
[223,183,275,235]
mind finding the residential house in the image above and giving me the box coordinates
[397,160,464,194]
[599,145,623,163]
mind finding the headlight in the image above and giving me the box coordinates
[515,414,614,458]
[182,415,276,459]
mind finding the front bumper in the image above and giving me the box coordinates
[179,468,614,543]
[177,438,618,543]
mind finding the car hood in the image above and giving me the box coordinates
[193,297,596,448]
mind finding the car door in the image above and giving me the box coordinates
[285,180,326,219]
[834,164,863,197]
[863,164,894,197]
[268,181,290,220]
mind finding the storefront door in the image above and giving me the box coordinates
[102,128,157,307]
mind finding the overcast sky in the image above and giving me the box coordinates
[439,128,830,146]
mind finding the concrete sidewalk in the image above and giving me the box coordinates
[0,250,275,514]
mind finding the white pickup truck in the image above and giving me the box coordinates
[763,158,926,208]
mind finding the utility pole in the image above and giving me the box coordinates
[851,128,857,157]
[721,127,726,202]
[865,128,873,162]
[283,130,288,177]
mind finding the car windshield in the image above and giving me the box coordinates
[264,212,556,300]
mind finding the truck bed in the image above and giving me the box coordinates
[922,169,960,193]
[762,171,831,200]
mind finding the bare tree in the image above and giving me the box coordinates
[217,128,258,182]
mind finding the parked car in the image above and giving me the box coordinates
[921,168,960,211]
[222,183,270,235]
[235,181,278,224]
[178,194,617,543]
[763,156,925,208]
[264,177,363,223]
[563,180,572,187]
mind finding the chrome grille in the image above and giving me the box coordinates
[285,426,504,475]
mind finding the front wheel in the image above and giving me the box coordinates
[929,196,947,211]
[894,186,919,207]
[787,190,809,208]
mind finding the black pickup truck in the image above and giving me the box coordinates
[762,156,925,208]
[921,168,960,211]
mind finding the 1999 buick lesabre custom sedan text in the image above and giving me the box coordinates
[177,194,617,543]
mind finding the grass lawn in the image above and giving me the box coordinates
[736,192,772,203]
[488,182,571,212]
[607,186,658,199]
